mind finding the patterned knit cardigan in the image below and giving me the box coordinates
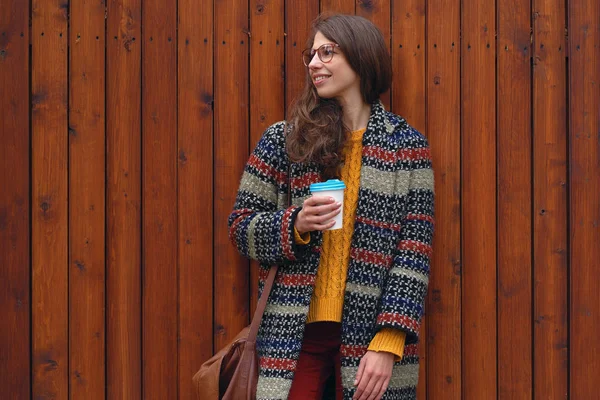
[228,102,434,400]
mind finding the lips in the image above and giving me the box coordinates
[313,74,331,85]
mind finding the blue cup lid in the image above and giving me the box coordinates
[309,179,346,192]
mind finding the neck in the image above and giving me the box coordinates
[338,93,371,132]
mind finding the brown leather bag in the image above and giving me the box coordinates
[193,265,278,400]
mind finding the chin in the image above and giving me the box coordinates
[315,87,337,99]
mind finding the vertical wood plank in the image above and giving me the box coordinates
[568,0,600,396]
[391,0,424,131]
[425,0,461,397]
[461,0,497,396]
[249,0,285,309]
[178,0,214,397]
[356,0,391,109]
[0,1,30,398]
[214,0,250,349]
[532,0,568,397]
[497,0,533,398]
[320,0,354,14]
[285,0,319,110]
[68,1,106,398]
[390,0,426,396]
[31,0,69,398]
[106,0,142,398]
[142,0,178,397]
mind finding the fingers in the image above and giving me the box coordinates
[303,195,335,207]
[305,206,341,225]
[354,370,377,400]
[374,377,391,400]
[353,357,369,400]
[304,196,341,216]
[366,378,384,400]
[355,369,387,400]
[295,196,342,233]
[354,357,365,387]
[353,352,393,400]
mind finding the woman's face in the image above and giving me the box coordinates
[307,31,361,103]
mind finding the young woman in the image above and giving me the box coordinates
[228,14,434,400]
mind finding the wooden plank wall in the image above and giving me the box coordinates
[69,1,106,399]
[425,0,461,397]
[31,1,69,398]
[106,0,142,398]
[532,0,569,397]
[497,0,532,397]
[0,0,599,398]
[0,0,29,398]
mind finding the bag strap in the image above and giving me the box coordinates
[247,139,292,343]
[247,265,277,343]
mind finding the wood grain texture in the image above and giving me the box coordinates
[532,0,568,397]
[178,0,214,397]
[568,0,600,397]
[391,0,424,131]
[106,0,143,398]
[461,0,497,397]
[425,0,461,398]
[31,0,69,398]
[214,0,251,350]
[285,0,319,111]
[0,0,30,398]
[320,0,354,14]
[390,0,425,396]
[497,0,533,398]
[68,1,106,397]
[356,0,391,109]
[142,0,178,397]
[250,0,285,310]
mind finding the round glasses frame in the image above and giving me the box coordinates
[302,43,340,66]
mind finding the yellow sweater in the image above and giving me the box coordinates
[294,128,406,360]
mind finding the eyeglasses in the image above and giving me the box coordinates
[302,43,340,66]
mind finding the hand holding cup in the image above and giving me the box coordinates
[295,179,346,235]
[295,196,342,235]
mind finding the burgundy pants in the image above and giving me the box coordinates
[288,322,344,400]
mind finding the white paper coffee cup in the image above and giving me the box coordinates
[309,179,346,230]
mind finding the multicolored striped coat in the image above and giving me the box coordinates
[228,102,434,400]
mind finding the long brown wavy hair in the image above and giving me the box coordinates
[286,14,392,179]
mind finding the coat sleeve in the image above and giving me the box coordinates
[375,128,434,344]
[227,122,313,265]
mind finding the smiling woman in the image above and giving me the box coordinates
[227,13,434,400]
[286,15,392,181]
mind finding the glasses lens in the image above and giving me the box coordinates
[302,49,315,66]
[303,44,336,66]
[319,45,335,63]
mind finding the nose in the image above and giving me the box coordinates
[308,52,322,69]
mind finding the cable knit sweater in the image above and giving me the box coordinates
[296,128,406,359]
[228,101,434,400]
